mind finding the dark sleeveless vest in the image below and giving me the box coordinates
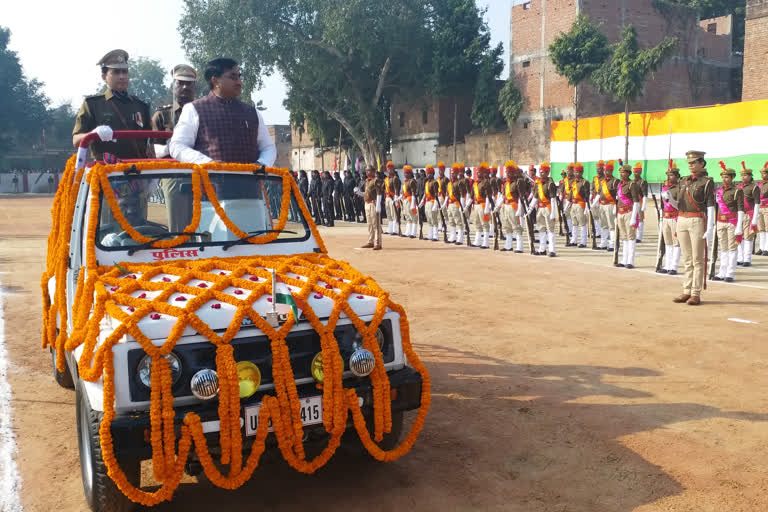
[192,92,260,163]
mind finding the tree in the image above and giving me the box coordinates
[592,25,677,163]
[427,0,502,160]
[498,77,523,156]
[0,27,50,152]
[179,0,433,166]
[549,14,611,162]
[470,48,504,133]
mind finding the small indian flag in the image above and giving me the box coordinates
[273,275,306,321]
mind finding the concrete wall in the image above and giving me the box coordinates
[267,125,292,169]
[743,0,768,101]
[0,172,61,194]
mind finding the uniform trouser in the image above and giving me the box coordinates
[759,208,768,232]
[425,201,439,229]
[716,220,739,251]
[662,218,679,246]
[676,216,706,297]
[343,194,355,220]
[401,199,418,224]
[617,212,637,241]
[446,203,462,229]
[592,203,602,225]
[535,207,555,233]
[333,195,343,219]
[159,178,193,233]
[385,197,397,224]
[501,204,523,235]
[599,203,616,229]
[470,204,490,233]
[366,203,381,247]
[323,198,335,225]
[570,203,587,227]
[741,213,757,241]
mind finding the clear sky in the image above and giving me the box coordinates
[4,0,510,126]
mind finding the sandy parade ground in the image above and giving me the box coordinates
[1,195,768,512]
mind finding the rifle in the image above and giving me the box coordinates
[394,198,402,236]
[519,191,536,255]
[461,199,472,247]
[613,201,620,266]
[589,208,598,250]
[708,203,719,281]
[488,195,500,251]
[652,190,666,272]
[556,197,571,243]
[437,197,448,242]
[418,203,425,240]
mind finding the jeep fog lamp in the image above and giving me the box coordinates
[137,353,182,388]
[354,328,385,352]
[349,346,375,377]
[236,361,261,398]
[310,352,324,383]
[190,369,219,400]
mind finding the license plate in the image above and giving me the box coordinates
[244,396,323,436]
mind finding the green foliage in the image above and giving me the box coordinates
[179,0,432,164]
[0,27,50,152]
[44,103,77,149]
[498,78,523,128]
[549,14,611,87]
[470,46,504,132]
[593,25,677,105]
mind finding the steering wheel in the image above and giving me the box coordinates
[114,224,169,246]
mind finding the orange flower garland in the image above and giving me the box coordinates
[41,158,429,506]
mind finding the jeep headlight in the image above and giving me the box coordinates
[137,353,182,388]
[354,328,385,352]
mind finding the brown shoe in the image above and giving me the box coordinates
[360,243,374,249]
[686,296,701,306]
[673,294,691,303]
[373,245,382,251]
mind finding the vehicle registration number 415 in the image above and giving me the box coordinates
[244,396,322,436]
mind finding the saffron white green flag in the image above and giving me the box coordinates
[274,281,302,320]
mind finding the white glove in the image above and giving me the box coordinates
[549,206,556,220]
[527,198,538,215]
[484,199,491,215]
[460,198,466,209]
[611,204,617,216]
[641,196,647,212]
[660,190,669,201]
[590,195,600,209]
[752,207,760,227]
[703,206,715,240]
[630,202,640,227]
[375,195,382,214]
[734,211,744,236]
[431,200,439,213]
[516,201,524,217]
[584,205,590,216]
[410,197,416,210]
[564,200,571,210]
[353,187,359,193]
[441,198,449,211]
[418,196,426,208]
[154,143,170,158]
[92,125,114,142]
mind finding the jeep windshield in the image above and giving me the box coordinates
[95,171,310,251]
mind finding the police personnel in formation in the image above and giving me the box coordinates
[659,163,682,275]
[591,160,606,245]
[594,160,619,251]
[444,163,468,244]
[359,166,383,250]
[711,162,744,283]
[498,161,526,253]
[632,162,649,243]
[419,166,440,241]
[528,162,558,256]
[615,164,641,269]
[671,150,715,306]
[383,162,401,235]
[72,49,154,161]
[400,165,419,238]
[568,163,590,248]
[758,163,768,255]
[469,163,492,249]
[736,163,760,266]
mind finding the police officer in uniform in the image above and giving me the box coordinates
[672,151,715,305]
[659,163,682,274]
[632,163,649,243]
[712,162,744,282]
[568,163,590,248]
[736,163,760,266]
[152,64,198,157]
[72,49,154,160]
[758,163,768,256]
[359,166,383,250]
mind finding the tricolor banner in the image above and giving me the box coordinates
[550,99,768,182]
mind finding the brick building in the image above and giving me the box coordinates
[509,0,740,163]
[743,0,768,101]
[289,123,352,172]
[267,125,292,169]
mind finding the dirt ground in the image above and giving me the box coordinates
[2,196,768,512]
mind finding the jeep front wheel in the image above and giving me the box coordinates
[76,383,140,512]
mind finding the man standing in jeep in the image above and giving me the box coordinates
[169,57,276,166]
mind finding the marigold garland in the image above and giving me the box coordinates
[41,156,429,506]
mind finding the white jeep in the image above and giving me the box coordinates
[44,131,428,512]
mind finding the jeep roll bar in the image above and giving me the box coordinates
[75,130,173,171]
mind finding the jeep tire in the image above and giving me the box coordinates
[51,347,74,389]
[76,383,140,512]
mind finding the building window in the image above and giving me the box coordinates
[523,122,529,129]
[422,110,428,125]
[399,112,405,128]
[707,22,717,34]
[523,2,531,9]
[522,60,531,68]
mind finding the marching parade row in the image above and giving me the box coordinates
[357,155,768,305]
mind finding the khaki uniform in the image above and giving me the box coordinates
[672,175,715,297]
[715,186,744,252]
[598,177,619,231]
[470,179,492,233]
[501,179,525,235]
[569,178,590,228]
[445,179,465,229]
[383,175,401,233]
[400,178,419,225]
[739,181,760,242]
[72,89,152,161]
[152,102,190,232]
[633,177,649,241]
[661,183,680,247]
[759,181,768,232]
[364,177,384,247]
[424,179,440,231]
[616,180,640,241]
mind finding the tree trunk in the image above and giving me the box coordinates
[453,100,458,163]
[624,100,630,164]
[573,85,579,163]
[337,123,343,171]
